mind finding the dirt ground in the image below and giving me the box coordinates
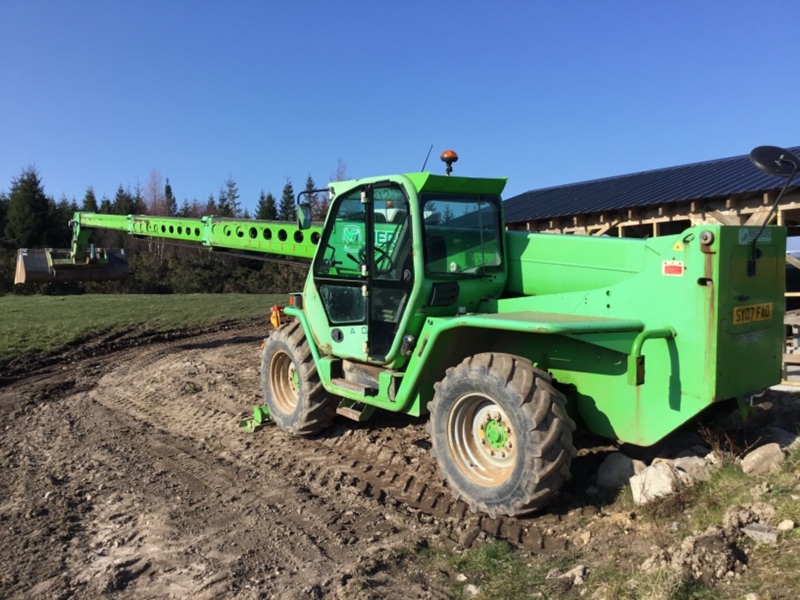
[0,320,796,599]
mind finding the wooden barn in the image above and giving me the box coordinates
[504,146,800,238]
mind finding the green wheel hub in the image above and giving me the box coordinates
[483,419,508,449]
[291,367,300,390]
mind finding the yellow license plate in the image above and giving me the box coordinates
[732,303,773,325]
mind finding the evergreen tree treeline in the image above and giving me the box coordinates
[0,165,339,295]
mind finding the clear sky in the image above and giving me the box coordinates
[1,1,798,213]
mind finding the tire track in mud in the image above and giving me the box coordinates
[85,326,570,555]
[299,430,566,552]
[4,323,450,598]
[78,332,434,597]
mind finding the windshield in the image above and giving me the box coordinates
[421,194,503,277]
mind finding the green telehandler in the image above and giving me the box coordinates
[15,146,798,518]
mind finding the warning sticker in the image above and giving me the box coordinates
[662,260,684,276]
[672,241,684,252]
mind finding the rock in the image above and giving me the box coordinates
[741,443,785,476]
[722,503,776,535]
[757,426,799,450]
[675,447,707,459]
[742,523,779,544]
[661,430,707,456]
[597,453,645,488]
[691,444,712,457]
[459,526,482,548]
[750,482,771,500]
[641,551,668,572]
[464,584,480,597]
[672,456,714,482]
[607,512,635,528]
[559,565,588,586]
[667,526,746,584]
[455,573,467,583]
[579,530,592,545]
[630,461,689,505]
[777,519,795,532]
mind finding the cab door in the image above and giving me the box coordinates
[311,182,414,363]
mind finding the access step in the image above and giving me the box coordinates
[330,377,377,397]
[336,399,377,422]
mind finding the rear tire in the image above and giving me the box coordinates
[427,353,576,518]
[261,320,336,436]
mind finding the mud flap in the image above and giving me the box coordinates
[15,248,129,284]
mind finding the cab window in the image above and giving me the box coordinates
[421,194,503,276]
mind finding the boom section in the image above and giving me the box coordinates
[14,212,324,284]
[71,212,323,259]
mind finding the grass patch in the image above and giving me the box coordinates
[732,446,800,598]
[732,535,800,599]
[688,461,753,531]
[590,565,718,600]
[407,540,579,599]
[0,293,284,361]
[765,446,800,522]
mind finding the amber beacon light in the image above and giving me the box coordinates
[440,149,458,175]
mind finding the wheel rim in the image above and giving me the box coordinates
[269,349,299,414]
[448,393,516,487]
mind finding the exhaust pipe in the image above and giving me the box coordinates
[14,248,129,285]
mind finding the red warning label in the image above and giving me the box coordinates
[662,260,684,276]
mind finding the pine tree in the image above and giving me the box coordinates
[47,195,77,246]
[164,178,177,215]
[177,198,192,217]
[279,179,296,222]
[132,182,145,214]
[203,194,217,216]
[112,185,135,215]
[82,186,99,212]
[304,174,320,220]
[256,190,278,220]
[0,192,8,237]
[4,166,50,247]
[217,177,240,217]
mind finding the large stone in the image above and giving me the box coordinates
[559,565,589,586]
[672,456,715,482]
[741,443,785,476]
[742,523,779,544]
[722,503,776,535]
[778,519,795,532]
[757,427,799,450]
[597,452,645,489]
[464,584,481,597]
[630,462,688,506]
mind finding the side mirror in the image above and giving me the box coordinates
[297,202,312,230]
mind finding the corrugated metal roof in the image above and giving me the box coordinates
[504,146,800,223]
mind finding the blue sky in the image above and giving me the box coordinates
[1,1,798,213]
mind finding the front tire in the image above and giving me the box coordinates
[261,320,336,436]
[427,353,576,518]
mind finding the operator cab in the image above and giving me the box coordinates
[305,158,508,367]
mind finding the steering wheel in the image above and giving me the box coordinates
[358,245,394,275]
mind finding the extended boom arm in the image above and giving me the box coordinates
[15,212,324,284]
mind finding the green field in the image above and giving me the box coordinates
[0,293,285,362]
